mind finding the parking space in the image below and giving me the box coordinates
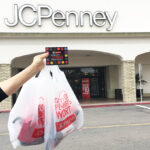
[1,104,150,150]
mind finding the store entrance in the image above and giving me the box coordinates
[62,67,106,101]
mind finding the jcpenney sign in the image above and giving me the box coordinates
[4,4,118,31]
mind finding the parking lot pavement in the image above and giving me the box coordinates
[1,104,150,150]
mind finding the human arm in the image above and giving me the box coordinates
[0,53,49,99]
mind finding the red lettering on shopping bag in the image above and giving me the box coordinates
[38,103,45,125]
[56,114,76,132]
[55,106,71,119]
[31,102,45,138]
[55,91,72,119]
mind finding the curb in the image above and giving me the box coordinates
[0,110,10,113]
[81,102,150,108]
[1,102,150,113]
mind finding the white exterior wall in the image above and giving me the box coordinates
[1,0,150,33]
[1,37,150,64]
[11,50,121,68]
[0,0,150,106]
[0,0,150,62]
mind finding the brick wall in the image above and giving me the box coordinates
[0,64,12,111]
[122,61,136,102]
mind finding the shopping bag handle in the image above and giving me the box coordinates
[36,65,61,79]
[35,71,41,78]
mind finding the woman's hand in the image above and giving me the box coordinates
[31,53,49,73]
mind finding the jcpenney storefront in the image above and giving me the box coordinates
[1,0,150,111]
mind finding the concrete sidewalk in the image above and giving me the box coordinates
[81,99,150,108]
[1,99,150,113]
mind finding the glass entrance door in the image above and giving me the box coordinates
[62,67,106,100]
[90,77,100,98]
[67,77,82,99]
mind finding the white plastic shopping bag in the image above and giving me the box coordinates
[44,66,84,150]
[8,66,53,148]
[8,65,84,150]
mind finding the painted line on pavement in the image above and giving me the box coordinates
[83,123,150,129]
[136,105,150,110]
[1,122,150,136]
[0,132,8,136]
